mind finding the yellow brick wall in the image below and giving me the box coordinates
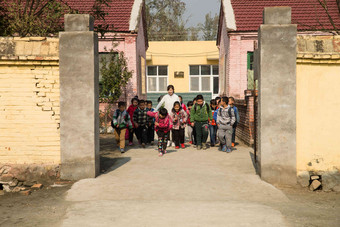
[0,37,60,164]
[296,37,340,174]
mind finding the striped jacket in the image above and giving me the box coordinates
[133,108,148,126]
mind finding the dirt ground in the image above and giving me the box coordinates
[0,134,339,227]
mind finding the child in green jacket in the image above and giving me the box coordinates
[190,95,213,150]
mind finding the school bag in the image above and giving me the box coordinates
[194,103,210,112]
[218,107,233,124]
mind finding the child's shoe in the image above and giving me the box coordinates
[128,142,133,146]
[202,143,207,150]
[197,145,202,150]
[164,150,167,154]
[181,143,185,149]
[227,148,232,153]
[120,148,125,153]
[175,146,180,149]
[151,141,154,145]
[167,140,172,147]
[159,152,163,157]
[141,143,146,148]
[222,145,227,152]
[189,141,193,144]
[232,143,235,147]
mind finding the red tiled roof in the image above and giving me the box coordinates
[230,0,340,32]
[63,0,135,32]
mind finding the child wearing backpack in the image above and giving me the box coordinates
[190,95,212,150]
[186,101,195,145]
[170,101,188,149]
[228,97,240,147]
[216,97,236,153]
[147,108,173,157]
[112,102,133,153]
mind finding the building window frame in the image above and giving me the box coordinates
[147,65,168,93]
[189,65,219,97]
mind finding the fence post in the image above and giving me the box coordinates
[258,7,297,185]
[59,14,100,180]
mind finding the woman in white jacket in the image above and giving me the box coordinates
[155,85,180,147]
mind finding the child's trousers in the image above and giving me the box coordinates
[136,125,148,144]
[209,125,217,145]
[194,121,209,146]
[232,122,238,144]
[114,128,127,148]
[187,126,194,142]
[172,128,185,146]
[147,124,155,143]
[157,130,168,153]
[129,128,135,143]
[217,125,233,148]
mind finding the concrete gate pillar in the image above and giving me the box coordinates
[59,14,99,180]
[258,7,297,185]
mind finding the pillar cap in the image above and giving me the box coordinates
[263,7,291,25]
[64,14,94,32]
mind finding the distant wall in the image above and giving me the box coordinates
[0,37,60,164]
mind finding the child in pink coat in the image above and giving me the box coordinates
[170,101,188,149]
[147,108,173,157]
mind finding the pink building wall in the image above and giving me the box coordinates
[228,33,256,99]
[98,15,147,106]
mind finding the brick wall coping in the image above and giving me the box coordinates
[0,37,59,62]
[297,53,340,64]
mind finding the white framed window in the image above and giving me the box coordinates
[189,65,219,96]
[147,65,168,92]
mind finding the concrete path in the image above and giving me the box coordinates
[61,143,290,227]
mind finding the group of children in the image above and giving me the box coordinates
[111,94,240,157]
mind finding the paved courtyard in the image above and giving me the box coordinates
[61,137,292,226]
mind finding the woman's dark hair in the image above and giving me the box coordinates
[187,101,194,107]
[172,101,182,112]
[118,101,126,107]
[221,96,229,104]
[196,94,204,100]
[167,85,175,91]
[159,108,168,116]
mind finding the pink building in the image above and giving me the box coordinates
[217,0,340,99]
[65,0,149,102]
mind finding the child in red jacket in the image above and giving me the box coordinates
[127,97,138,145]
[147,108,173,157]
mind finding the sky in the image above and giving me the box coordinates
[182,0,221,28]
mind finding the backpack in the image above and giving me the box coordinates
[218,106,232,121]
[194,103,210,113]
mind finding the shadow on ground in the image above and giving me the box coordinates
[100,156,131,174]
[249,151,260,175]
